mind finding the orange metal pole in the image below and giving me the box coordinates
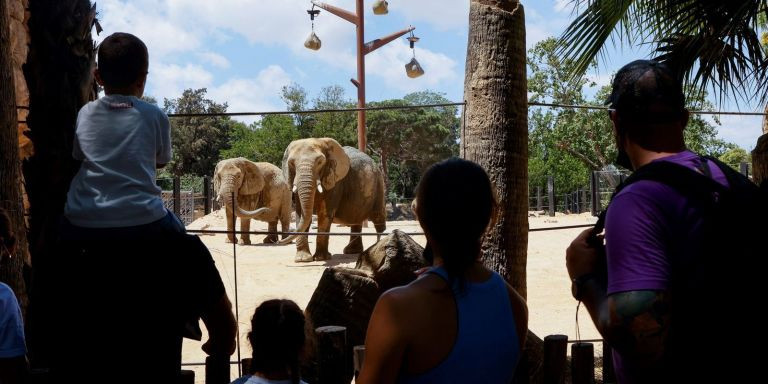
[356,0,366,152]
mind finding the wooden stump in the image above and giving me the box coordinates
[316,325,349,384]
[542,334,568,384]
[205,355,230,384]
[571,342,594,384]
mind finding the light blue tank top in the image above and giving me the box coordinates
[397,265,520,384]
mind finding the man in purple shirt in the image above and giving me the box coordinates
[565,60,737,383]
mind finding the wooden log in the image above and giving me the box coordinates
[316,325,349,384]
[542,334,568,384]
[547,176,556,217]
[353,345,365,379]
[179,370,195,384]
[203,176,212,214]
[602,343,616,383]
[571,342,594,384]
[205,355,230,384]
[241,358,253,376]
[173,176,181,216]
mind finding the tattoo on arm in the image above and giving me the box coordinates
[601,291,670,363]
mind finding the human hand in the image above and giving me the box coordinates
[566,228,605,280]
[413,266,430,276]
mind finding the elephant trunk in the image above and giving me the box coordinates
[278,162,316,245]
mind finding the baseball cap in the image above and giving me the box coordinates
[606,60,686,123]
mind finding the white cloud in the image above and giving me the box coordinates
[198,52,231,69]
[554,0,575,14]
[366,41,458,93]
[207,65,293,124]
[711,114,763,151]
[148,63,213,101]
[390,0,469,32]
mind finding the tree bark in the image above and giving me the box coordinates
[1,0,30,313]
[461,0,528,298]
[23,0,97,365]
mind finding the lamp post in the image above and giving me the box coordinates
[305,0,422,152]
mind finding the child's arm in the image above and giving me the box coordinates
[157,113,172,168]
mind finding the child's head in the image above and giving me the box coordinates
[248,299,307,382]
[96,32,149,96]
[415,158,497,276]
[0,208,17,265]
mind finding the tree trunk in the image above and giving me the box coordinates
[0,0,30,313]
[23,0,97,365]
[461,0,528,298]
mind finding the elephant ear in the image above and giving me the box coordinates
[213,161,222,195]
[239,159,265,195]
[281,143,295,191]
[320,138,350,190]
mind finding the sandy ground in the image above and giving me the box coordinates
[181,210,602,380]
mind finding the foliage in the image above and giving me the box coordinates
[559,0,768,104]
[310,85,357,146]
[719,146,752,171]
[280,83,314,138]
[366,91,460,199]
[220,115,299,166]
[163,88,234,177]
[527,38,736,194]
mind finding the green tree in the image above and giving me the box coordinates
[719,146,752,171]
[311,85,356,146]
[163,88,234,177]
[281,82,314,138]
[221,116,299,167]
[366,91,459,200]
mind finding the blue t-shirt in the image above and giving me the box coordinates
[65,94,171,228]
[0,283,25,359]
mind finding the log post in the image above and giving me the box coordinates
[542,334,568,384]
[173,176,181,216]
[353,345,365,379]
[203,176,212,214]
[602,343,616,383]
[205,355,230,384]
[316,325,349,384]
[571,342,594,384]
[547,176,555,217]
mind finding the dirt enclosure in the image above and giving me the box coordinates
[181,210,602,380]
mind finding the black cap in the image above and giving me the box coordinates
[607,60,685,123]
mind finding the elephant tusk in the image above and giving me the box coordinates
[317,181,323,194]
[292,185,298,193]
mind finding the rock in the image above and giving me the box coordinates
[356,229,427,292]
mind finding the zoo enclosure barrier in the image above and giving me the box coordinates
[529,161,752,217]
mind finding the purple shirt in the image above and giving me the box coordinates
[604,150,728,383]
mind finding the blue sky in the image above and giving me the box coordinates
[96,0,764,149]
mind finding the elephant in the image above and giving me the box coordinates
[213,158,292,245]
[278,138,387,262]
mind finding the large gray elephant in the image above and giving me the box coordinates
[214,158,292,245]
[278,138,387,262]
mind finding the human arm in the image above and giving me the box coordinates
[506,284,528,351]
[566,228,671,366]
[201,294,237,356]
[357,290,409,384]
[156,112,171,169]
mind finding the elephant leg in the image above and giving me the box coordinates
[295,235,312,262]
[280,214,290,240]
[343,224,364,254]
[374,221,386,242]
[240,217,252,245]
[313,212,333,261]
[264,221,278,244]
[224,207,237,244]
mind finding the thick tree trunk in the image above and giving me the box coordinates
[23,0,97,365]
[461,0,528,298]
[1,0,30,313]
[751,104,768,185]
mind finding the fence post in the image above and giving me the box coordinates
[543,334,568,384]
[353,345,366,379]
[581,189,588,215]
[602,343,616,383]
[547,176,556,217]
[179,370,195,384]
[564,193,570,214]
[590,171,600,216]
[205,355,230,384]
[173,176,181,216]
[203,176,212,215]
[316,325,349,384]
[571,343,594,384]
[536,186,543,211]
[740,162,749,177]
[574,190,581,214]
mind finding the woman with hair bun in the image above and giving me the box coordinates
[358,158,528,384]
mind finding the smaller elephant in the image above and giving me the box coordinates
[214,158,292,245]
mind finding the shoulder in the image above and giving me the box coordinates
[133,98,169,124]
